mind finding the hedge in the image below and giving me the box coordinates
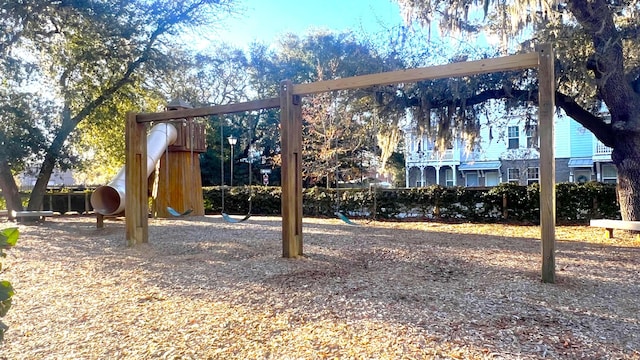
[202,182,619,224]
[1,182,618,223]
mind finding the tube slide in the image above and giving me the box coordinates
[90,123,178,215]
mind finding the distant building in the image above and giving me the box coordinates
[402,113,615,187]
[16,168,77,191]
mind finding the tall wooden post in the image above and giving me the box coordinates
[537,44,556,283]
[125,112,148,246]
[280,80,303,257]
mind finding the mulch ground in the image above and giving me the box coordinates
[0,215,639,359]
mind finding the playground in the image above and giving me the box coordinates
[1,215,639,359]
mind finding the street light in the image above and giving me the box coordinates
[227,135,237,187]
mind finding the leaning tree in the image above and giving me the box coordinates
[394,0,640,220]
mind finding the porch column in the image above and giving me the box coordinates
[434,165,441,186]
[406,167,410,188]
[451,164,457,186]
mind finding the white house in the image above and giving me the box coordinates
[403,113,615,187]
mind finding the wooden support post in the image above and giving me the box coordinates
[125,112,148,246]
[280,81,303,257]
[605,228,614,238]
[537,44,556,283]
[502,194,508,219]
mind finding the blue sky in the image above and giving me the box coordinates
[215,0,405,48]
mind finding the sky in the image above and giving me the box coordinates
[213,0,406,48]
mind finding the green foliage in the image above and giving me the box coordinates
[0,228,18,248]
[485,182,540,222]
[0,0,238,213]
[555,182,619,222]
[0,227,18,342]
[202,186,282,215]
[0,90,54,172]
[200,182,619,223]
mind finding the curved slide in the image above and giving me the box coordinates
[91,123,178,216]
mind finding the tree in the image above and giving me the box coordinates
[0,88,54,215]
[0,0,234,213]
[249,32,399,187]
[394,0,640,220]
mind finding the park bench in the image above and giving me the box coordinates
[11,210,55,222]
[0,210,7,217]
[589,219,640,238]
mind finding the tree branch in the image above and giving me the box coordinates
[400,86,615,148]
[555,91,614,147]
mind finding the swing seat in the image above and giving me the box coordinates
[222,212,251,223]
[336,211,358,226]
[167,207,193,217]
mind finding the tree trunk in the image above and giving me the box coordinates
[27,153,57,212]
[0,160,23,219]
[612,136,640,221]
[27,112,78,211]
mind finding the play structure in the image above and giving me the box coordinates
[123,45,558,283]
[91,102,206,222]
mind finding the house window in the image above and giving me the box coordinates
[507,168,520,183]
[602,164,617,184]
[508,126,519,149]
[485,172,499,186]
[527,167,539,185]
[526,125,538,148]
[465,172,479,187]
[445,168,454,187]
[415,180,425,187]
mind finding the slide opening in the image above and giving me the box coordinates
[91,186,122,215]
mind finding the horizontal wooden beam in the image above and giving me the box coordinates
[292,52,540,95]
[136,97,281,123]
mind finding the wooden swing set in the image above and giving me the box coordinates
[125,44,557,283]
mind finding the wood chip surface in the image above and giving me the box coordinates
[1,215,639,359]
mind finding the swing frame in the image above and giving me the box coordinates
[125,45,557,283]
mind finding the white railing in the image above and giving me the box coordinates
[406,149,457,163]
[593,139,613,155]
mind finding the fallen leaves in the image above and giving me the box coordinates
[0,216,638,359]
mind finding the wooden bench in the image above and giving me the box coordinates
[589,219,640,238]
[0,210,8,217]
[11,210,55,222]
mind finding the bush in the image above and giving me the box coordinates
[198,182,619,223]
[0,227,18,342]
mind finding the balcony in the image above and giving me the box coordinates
[593,137,613,162]
[406,148,459,165]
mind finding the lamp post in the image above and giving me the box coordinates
[227,135,237,187]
